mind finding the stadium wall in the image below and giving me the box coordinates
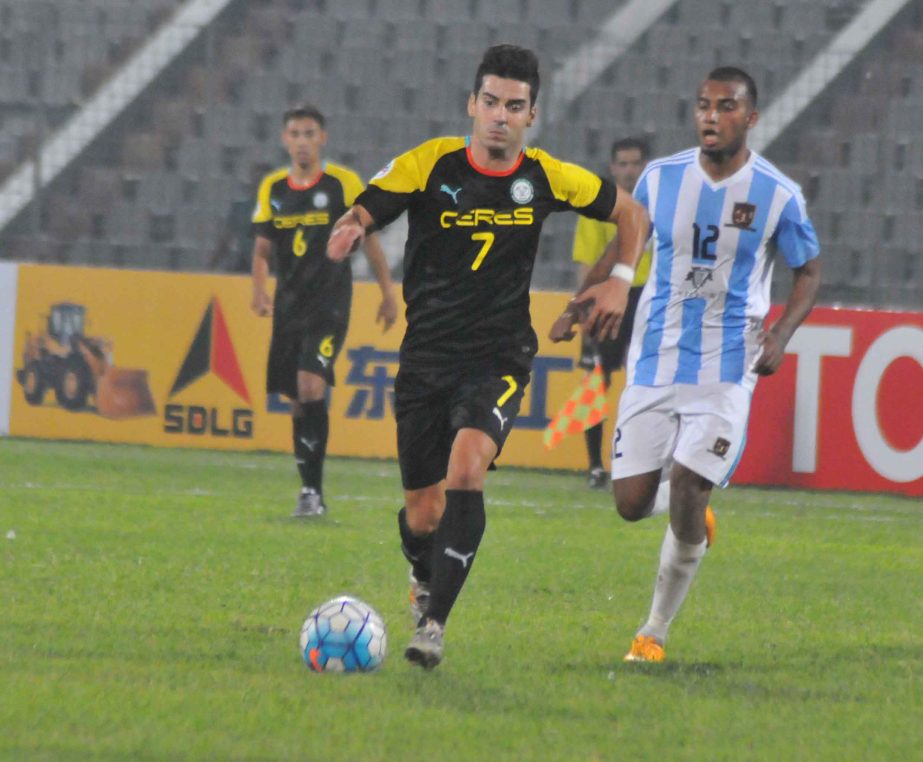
[3,264,921,496]
[0,263,17,436]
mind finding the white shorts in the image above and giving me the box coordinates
[610,383,753,487]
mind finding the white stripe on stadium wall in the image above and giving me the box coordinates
[539,0,912,153]
[0,262,18,436]
[0,0,235,233]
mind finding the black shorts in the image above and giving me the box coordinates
[266,317,348,398]
[394,366,529,491]
[578,285,643,377]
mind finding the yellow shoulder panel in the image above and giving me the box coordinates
[252,167,289,223]
[324,162,365,206]
[526,147,603,209]
[371,137,467,194]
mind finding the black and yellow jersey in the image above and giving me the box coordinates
[252,162,364,323]
[356,136,617,371]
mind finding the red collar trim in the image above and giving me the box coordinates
[287,171,323,191]
[465,145,525,177]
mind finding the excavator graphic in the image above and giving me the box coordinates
[17,302,156,418]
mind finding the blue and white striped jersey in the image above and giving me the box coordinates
[626,148,820,391]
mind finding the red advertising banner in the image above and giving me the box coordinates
[735,306,923,496]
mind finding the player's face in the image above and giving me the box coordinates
[694,80,758,159]
[281,117,326,170]
[468,75,535,158]
[609,148,646,192]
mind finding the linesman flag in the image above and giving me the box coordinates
[543,363,610,450]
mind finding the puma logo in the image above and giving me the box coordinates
[492,407,508,430]
[299,437,318,452]
[444,547,475,569]
[440,184,462,204]
[316,354,331,368]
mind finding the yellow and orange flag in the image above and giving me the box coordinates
[543,363,610,450]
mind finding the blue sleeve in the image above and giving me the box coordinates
[633,172,650,209]
[774,195,820,268]
[633,171,654,240]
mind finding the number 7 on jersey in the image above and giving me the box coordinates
[470,232,495,271]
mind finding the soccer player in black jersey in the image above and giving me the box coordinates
[251,104,397,517]
[328,46,649,669]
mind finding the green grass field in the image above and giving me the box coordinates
[1,438,920,761]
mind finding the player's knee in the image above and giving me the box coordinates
[612,482,650,522]
[614,499,647,522]
[406,504,441,534]
[405,493,444,533]
[297,373,326,403]
[445,458,488,490]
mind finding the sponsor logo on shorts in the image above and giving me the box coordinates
[708,436,731,458]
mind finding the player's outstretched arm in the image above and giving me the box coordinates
[250,236,274,317]
[328,205,374,262]
[754,256,821,375]
[361,232,398,332]
[549,192,649,342]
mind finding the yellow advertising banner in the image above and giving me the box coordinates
[9,264,625,470]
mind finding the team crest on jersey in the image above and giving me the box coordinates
[313,191,328,209]
[726,202,757,231]
[371,160,394,181]
[510,178,534,204]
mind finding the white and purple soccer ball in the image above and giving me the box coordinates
[299,595,387,673]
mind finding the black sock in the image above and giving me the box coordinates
[398,507,435,583]
[425,490,486,626]
[292,400,328,492]
[585,422,603,470]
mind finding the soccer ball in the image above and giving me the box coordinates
[299,595,387,673]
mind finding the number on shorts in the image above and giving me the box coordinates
[319,335,335,358]
[496,375,517,407]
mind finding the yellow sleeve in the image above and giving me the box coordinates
[528,148,604,209]
[251,167,288,223]
[325,162,365,206]
[370,137,467,194]
[572,216,616,266]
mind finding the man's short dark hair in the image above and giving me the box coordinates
[473,44,540,105]
[611,137,651,161]
[283,103,326,128]
[705,66,758,107]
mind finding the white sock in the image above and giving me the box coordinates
[649,478,670,517]
[638,524,707,644]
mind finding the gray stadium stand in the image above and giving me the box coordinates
[0,0,919,308]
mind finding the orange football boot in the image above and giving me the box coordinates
[624,635,666,663]
[705,505,717,548]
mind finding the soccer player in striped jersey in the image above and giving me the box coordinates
[570,137,652,489]
[570,67,821,663]
[250,104,397,518]
[328,45,649,670]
